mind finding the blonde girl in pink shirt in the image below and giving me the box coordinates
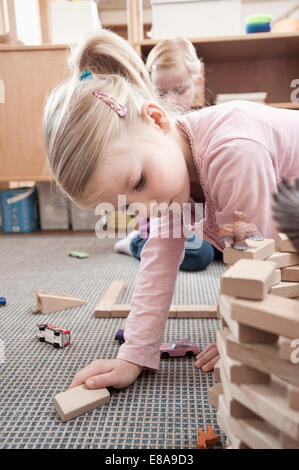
[43,30,299,391]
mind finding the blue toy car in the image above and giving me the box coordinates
[0,297,7,307]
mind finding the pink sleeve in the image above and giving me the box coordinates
[206,138,278,238]
[117,211,186,370]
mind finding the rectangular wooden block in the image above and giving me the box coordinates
[208,382,223,408]
[270,281,299,298]
[267,251,299,269]
[221,259,276,300]
[280,432,299,449]
[214,359,221,382]
[111,304,131,318]
[176,304,218,318]
[288,385,299,411]
[281,266,299,282]
[273,269,282,286]
[218,329,270,385]
[226,333,299,386]
[223,239,275,265]
[231,294,299,339]
[94,281,125,318]
[277,233,297,253]
[54,385,110,422]
[217,398,249,449]
[219,295,278,344]
[278,336,294,362]
[228,380,299,441]
[220,395,281,449]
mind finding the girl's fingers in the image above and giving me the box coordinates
[69,361,114,389]
[194,345,218,368]
[85,370,117,390]
[201,355,220,372]
[195,342,217,360]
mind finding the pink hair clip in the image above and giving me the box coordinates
[92,91,127,117]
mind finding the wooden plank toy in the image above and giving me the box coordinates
[288,385,299,411]
[281,266,299,282]
[208,382,223,408]
[32,291,85,314]
[270,281,299,298]
[94,281,125,317]
[223,239,275,265]
[221,259,276,300]
[267,252,299,269]
[176,304,218,318]
[54,384,110,422]
[277,233,297,253]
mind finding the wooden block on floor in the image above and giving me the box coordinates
[277,233,297,253]
[32,292,86,314]
[221,259,276,300]
[176,304,218,318]
[223,239,275,265]
[168,305,177,318]
[226,333,299,386]
[208,382,223,408]
[270,281,299,298]
[218,395,281,449]
[219,295,278,344]
[228,380,299,441]
[288,385,299,411]
[94,281,125,317]
[218,329,270,385]
[231,294,299,339]
[54,385,110,422]
[281,266,299,282]
[111,304,131,318]
[280,432,299,449]
[267,252,299,269]
[214,359,221,382]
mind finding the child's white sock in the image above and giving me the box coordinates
[114,230,140,256]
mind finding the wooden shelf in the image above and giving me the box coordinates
[268,102,299,110]
[139,32,299,61]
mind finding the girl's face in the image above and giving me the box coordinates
[83,104,198,217]
[151,63,201,112]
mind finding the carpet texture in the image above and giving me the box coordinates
[0,235,226,449]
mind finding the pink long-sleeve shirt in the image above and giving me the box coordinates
[117,101,299,370]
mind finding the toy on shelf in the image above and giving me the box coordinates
[245,14,272,34]
[32,291,86,314]
[37,323,71,348]
[0,297,7,307]
[273,178,299,252]
[196,426,219,449]
[218,211,264,250]
[69,251,88,259]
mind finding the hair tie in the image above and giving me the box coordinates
[92,91,127,117]
[79,70,93,81]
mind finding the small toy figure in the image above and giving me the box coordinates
[69,251,88,259]
[114,329,125,344]
[0,297,7,307]
[196,426,219,449]
[218,211,264,250]
[273,177,299,252]
[37,323,71,348]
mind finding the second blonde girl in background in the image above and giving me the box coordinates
[115,38,222,270]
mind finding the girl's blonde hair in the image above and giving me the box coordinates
[43,29,154,206]
[145,38,204,107]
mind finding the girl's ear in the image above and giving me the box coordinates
[141,102,171,134]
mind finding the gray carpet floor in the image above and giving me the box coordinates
[0,235,226,449]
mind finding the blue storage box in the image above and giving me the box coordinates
[0,187,39,233]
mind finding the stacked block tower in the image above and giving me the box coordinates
[208,236,299,449]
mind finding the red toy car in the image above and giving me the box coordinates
[37,323,71,348]
[160,340,200,358]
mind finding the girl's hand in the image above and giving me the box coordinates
[194,342,220,372]
[69,359,143,390]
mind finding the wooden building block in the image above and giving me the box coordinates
[176,304,218,318]
[111,304,131,318]
[280,432,299,449]
[94,281,125,317]
[217,399,249,449]
[227,381,299,441]
[226,333,299,386]
[270,281,299,298]
[32,291,85,314]
[218,395,281,449]
[219,295,278,344]
[231,294,299,339]
[281,266,299,282]
[273,269,282,285]
[214,359,221,382]
[218,329,270,385]
[267,252,299,269]
[223,239,275,265]
[208,382,223,408]
[221,259,276,300]
[277,233,297,253]
[278,336,294,362]
[288,385,299,411]
[54,385,110,422]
